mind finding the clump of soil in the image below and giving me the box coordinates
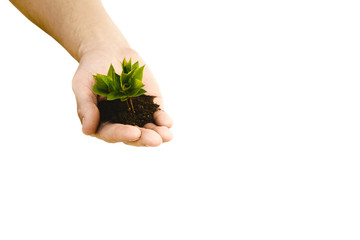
[97,95,159,127]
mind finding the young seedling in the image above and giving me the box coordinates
[92,58,147,113]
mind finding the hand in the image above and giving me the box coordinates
[72,47,173,146]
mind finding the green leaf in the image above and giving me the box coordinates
[93,60,147,101]
[132,79,144,89]
[107,92,123,100]
[93,74,110,92]
[93,85,109,97]
[121,58,126,73]
[126,88,138,97]
[127,58,132,71]
[114,72,121,91]
[120,96,129,101]
[128,86,146,97]
[107,64,115,79]
[132,65,145,81]
[133,89,147,97]
[120,68,137,87]
[131,61,139,70]
[122,58,132,73]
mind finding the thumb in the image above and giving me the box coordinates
[73,83,100,135]
[78,96,99,135]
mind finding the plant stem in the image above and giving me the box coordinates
[126,99,131,111]
[129,97,135,113]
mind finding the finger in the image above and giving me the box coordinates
[124,128,162,147]
[79,101,99,135]
[94,123,141,143]
[74,88,99,135]
[144,123,173,143]
[154,110,174,128]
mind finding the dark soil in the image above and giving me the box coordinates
[97,95,160,127]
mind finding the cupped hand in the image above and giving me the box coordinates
[72,48,173,146]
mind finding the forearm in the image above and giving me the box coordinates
[10,0,130,61]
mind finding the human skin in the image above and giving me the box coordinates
[10,0,173,146]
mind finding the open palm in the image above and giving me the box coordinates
[72,48,173,146]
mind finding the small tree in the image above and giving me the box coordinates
[92,58,147,113]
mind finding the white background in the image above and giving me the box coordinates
[0,0,360,239]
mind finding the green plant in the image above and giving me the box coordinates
[92,58,147,113]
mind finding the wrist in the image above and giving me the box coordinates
[74,5,130,61]
[77,32,131,62]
